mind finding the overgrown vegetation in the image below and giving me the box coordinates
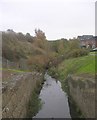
[26,80,43,118]
[2,29,89,72]
[27,91,42,118]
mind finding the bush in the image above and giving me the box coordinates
[66,49,89,58]
[48,66,59,78]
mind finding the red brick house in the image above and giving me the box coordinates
[77,35,97,48]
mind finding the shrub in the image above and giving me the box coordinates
[66,49,89,58]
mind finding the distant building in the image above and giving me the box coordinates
[77,35,97,48]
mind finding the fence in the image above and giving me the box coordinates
[2,57,29,70]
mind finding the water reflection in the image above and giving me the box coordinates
[33,73,71,118]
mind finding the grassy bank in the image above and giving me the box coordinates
[49,54,96,94]
[48,54,96,118]
[26,87,42,118]
[26,76,44,118]
[49,54,96,80]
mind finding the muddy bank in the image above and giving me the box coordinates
[2,71,44,118]
[67,74,95,118]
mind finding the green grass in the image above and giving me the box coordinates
[90,51,97,54]
[49,55,96,80]
[58,55,96,80]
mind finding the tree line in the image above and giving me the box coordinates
[2,29,89,71]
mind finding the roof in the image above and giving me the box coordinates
[77,35,95,40]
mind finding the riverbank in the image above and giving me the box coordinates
[27,75,44,118]
[48,55,96,118]
[2,69,44,118]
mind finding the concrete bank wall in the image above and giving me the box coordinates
[2,72,44,118]
[68,75,95,118]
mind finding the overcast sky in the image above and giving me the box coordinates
[0,0,96,40]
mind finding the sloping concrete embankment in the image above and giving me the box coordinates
[2,72,44,118]
[67,75,95,118]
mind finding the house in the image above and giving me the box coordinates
[77,35,97,49]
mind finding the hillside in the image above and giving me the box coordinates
[2,31,47,61]
[2,30,54,72]
[2,30,70,71]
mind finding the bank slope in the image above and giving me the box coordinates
[57,54,96,80]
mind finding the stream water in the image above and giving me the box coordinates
[33,73,71,118]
